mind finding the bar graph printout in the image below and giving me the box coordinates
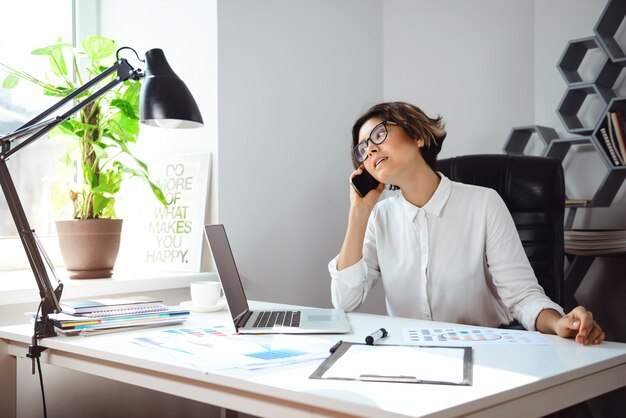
[129,326,329,373]
[402,327,553,345]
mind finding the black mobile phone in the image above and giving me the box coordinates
[351,169,380,197]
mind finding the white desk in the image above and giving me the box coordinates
[1,303,625,418]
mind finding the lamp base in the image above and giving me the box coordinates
[35,316,57,339]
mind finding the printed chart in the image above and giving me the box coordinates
[402,327,552,345]
[129,326,329,373]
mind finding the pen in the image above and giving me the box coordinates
[329,340,343,353]
[365,327,388,345]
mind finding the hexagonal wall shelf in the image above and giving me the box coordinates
[545,136,591,162]
[556,83,611,134]
[591,96,626,170]
[506,0,626,214]
[503,125,559,155]
[545,136,592,203]
[589,169,626,207]
[594,0,626,64]
[557,36,622,90]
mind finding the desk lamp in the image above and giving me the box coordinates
[0,47,203,341]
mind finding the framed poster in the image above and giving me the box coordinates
[117,153,211,272]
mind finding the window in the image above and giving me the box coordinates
[0,0,73,269]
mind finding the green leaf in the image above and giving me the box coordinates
[92,194,114,218]
[92,170,122,195]
[148,180,168,206]
[123,80,141,110]
[110,98,139,120]
[32,41,71,77]
[81,36,117,62]
[118,115,140,138]
[104,117,139,144]
[100,202,117,218]
[49,126,80,143]
[83,164,98,189]
[57,152,74,167]
[2,74,19,89]
[91,141,109,162]
[31,41,72,56]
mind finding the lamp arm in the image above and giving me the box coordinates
[0,117,62,144]
[0,57,142,338]
[3,58,140,159]
[0,160,60,338]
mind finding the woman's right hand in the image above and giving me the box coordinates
[337,167,384,272]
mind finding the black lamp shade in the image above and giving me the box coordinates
[140,49,204,128]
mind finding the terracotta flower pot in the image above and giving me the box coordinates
[55,219,123,279]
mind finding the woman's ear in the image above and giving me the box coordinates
[417,138,425,149]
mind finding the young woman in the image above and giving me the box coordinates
[329,102,604,345]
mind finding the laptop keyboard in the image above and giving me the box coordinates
[253,310,301,328]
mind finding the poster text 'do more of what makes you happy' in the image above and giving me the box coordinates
[119,153,211,272]
[151,166,193,234]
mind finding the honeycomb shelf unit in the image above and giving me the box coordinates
[594,0,626,64]
[504,0,626,313]
[505,0,626,218]
[556,82,611,134]
[557,36,622,87]
[502,125,558,155]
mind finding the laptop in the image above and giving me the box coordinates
[204,224,351,334]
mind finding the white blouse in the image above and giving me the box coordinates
[329,174,564,331]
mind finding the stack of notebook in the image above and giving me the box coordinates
[47,296,189,336]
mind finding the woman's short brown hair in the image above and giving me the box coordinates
[351,102,446,170]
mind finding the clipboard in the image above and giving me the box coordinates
[310,342,472,385]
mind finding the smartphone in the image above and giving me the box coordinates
[351,169,380,197]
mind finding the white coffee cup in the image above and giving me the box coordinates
[190,281,223,307]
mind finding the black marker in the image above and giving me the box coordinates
[365,328,388,345]
[329,340,343,353]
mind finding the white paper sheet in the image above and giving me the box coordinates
[323,345,466,384]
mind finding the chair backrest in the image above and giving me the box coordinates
[437,154,564,306]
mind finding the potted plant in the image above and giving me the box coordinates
[1,35,167,279]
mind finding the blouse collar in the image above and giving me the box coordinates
[401,172,452,220]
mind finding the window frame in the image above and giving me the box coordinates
[0,0,94,271]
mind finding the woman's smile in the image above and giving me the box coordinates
[373,156,387,170]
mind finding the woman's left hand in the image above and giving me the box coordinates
[555,306,605,345]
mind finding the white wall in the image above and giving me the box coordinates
[217,0,383,308]
[384,0,535,158]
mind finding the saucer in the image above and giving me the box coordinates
[181,298,227,313]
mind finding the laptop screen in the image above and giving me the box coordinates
[204,225,250,322]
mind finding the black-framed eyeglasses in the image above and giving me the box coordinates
[353,121,397,163]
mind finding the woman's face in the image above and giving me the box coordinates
[358,117,424,184]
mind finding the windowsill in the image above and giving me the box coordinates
[0,269,217,306]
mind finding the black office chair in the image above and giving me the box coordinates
[437,154,565,326]
[439,155,576,417]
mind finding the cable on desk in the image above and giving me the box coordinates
[28,302,48,418]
